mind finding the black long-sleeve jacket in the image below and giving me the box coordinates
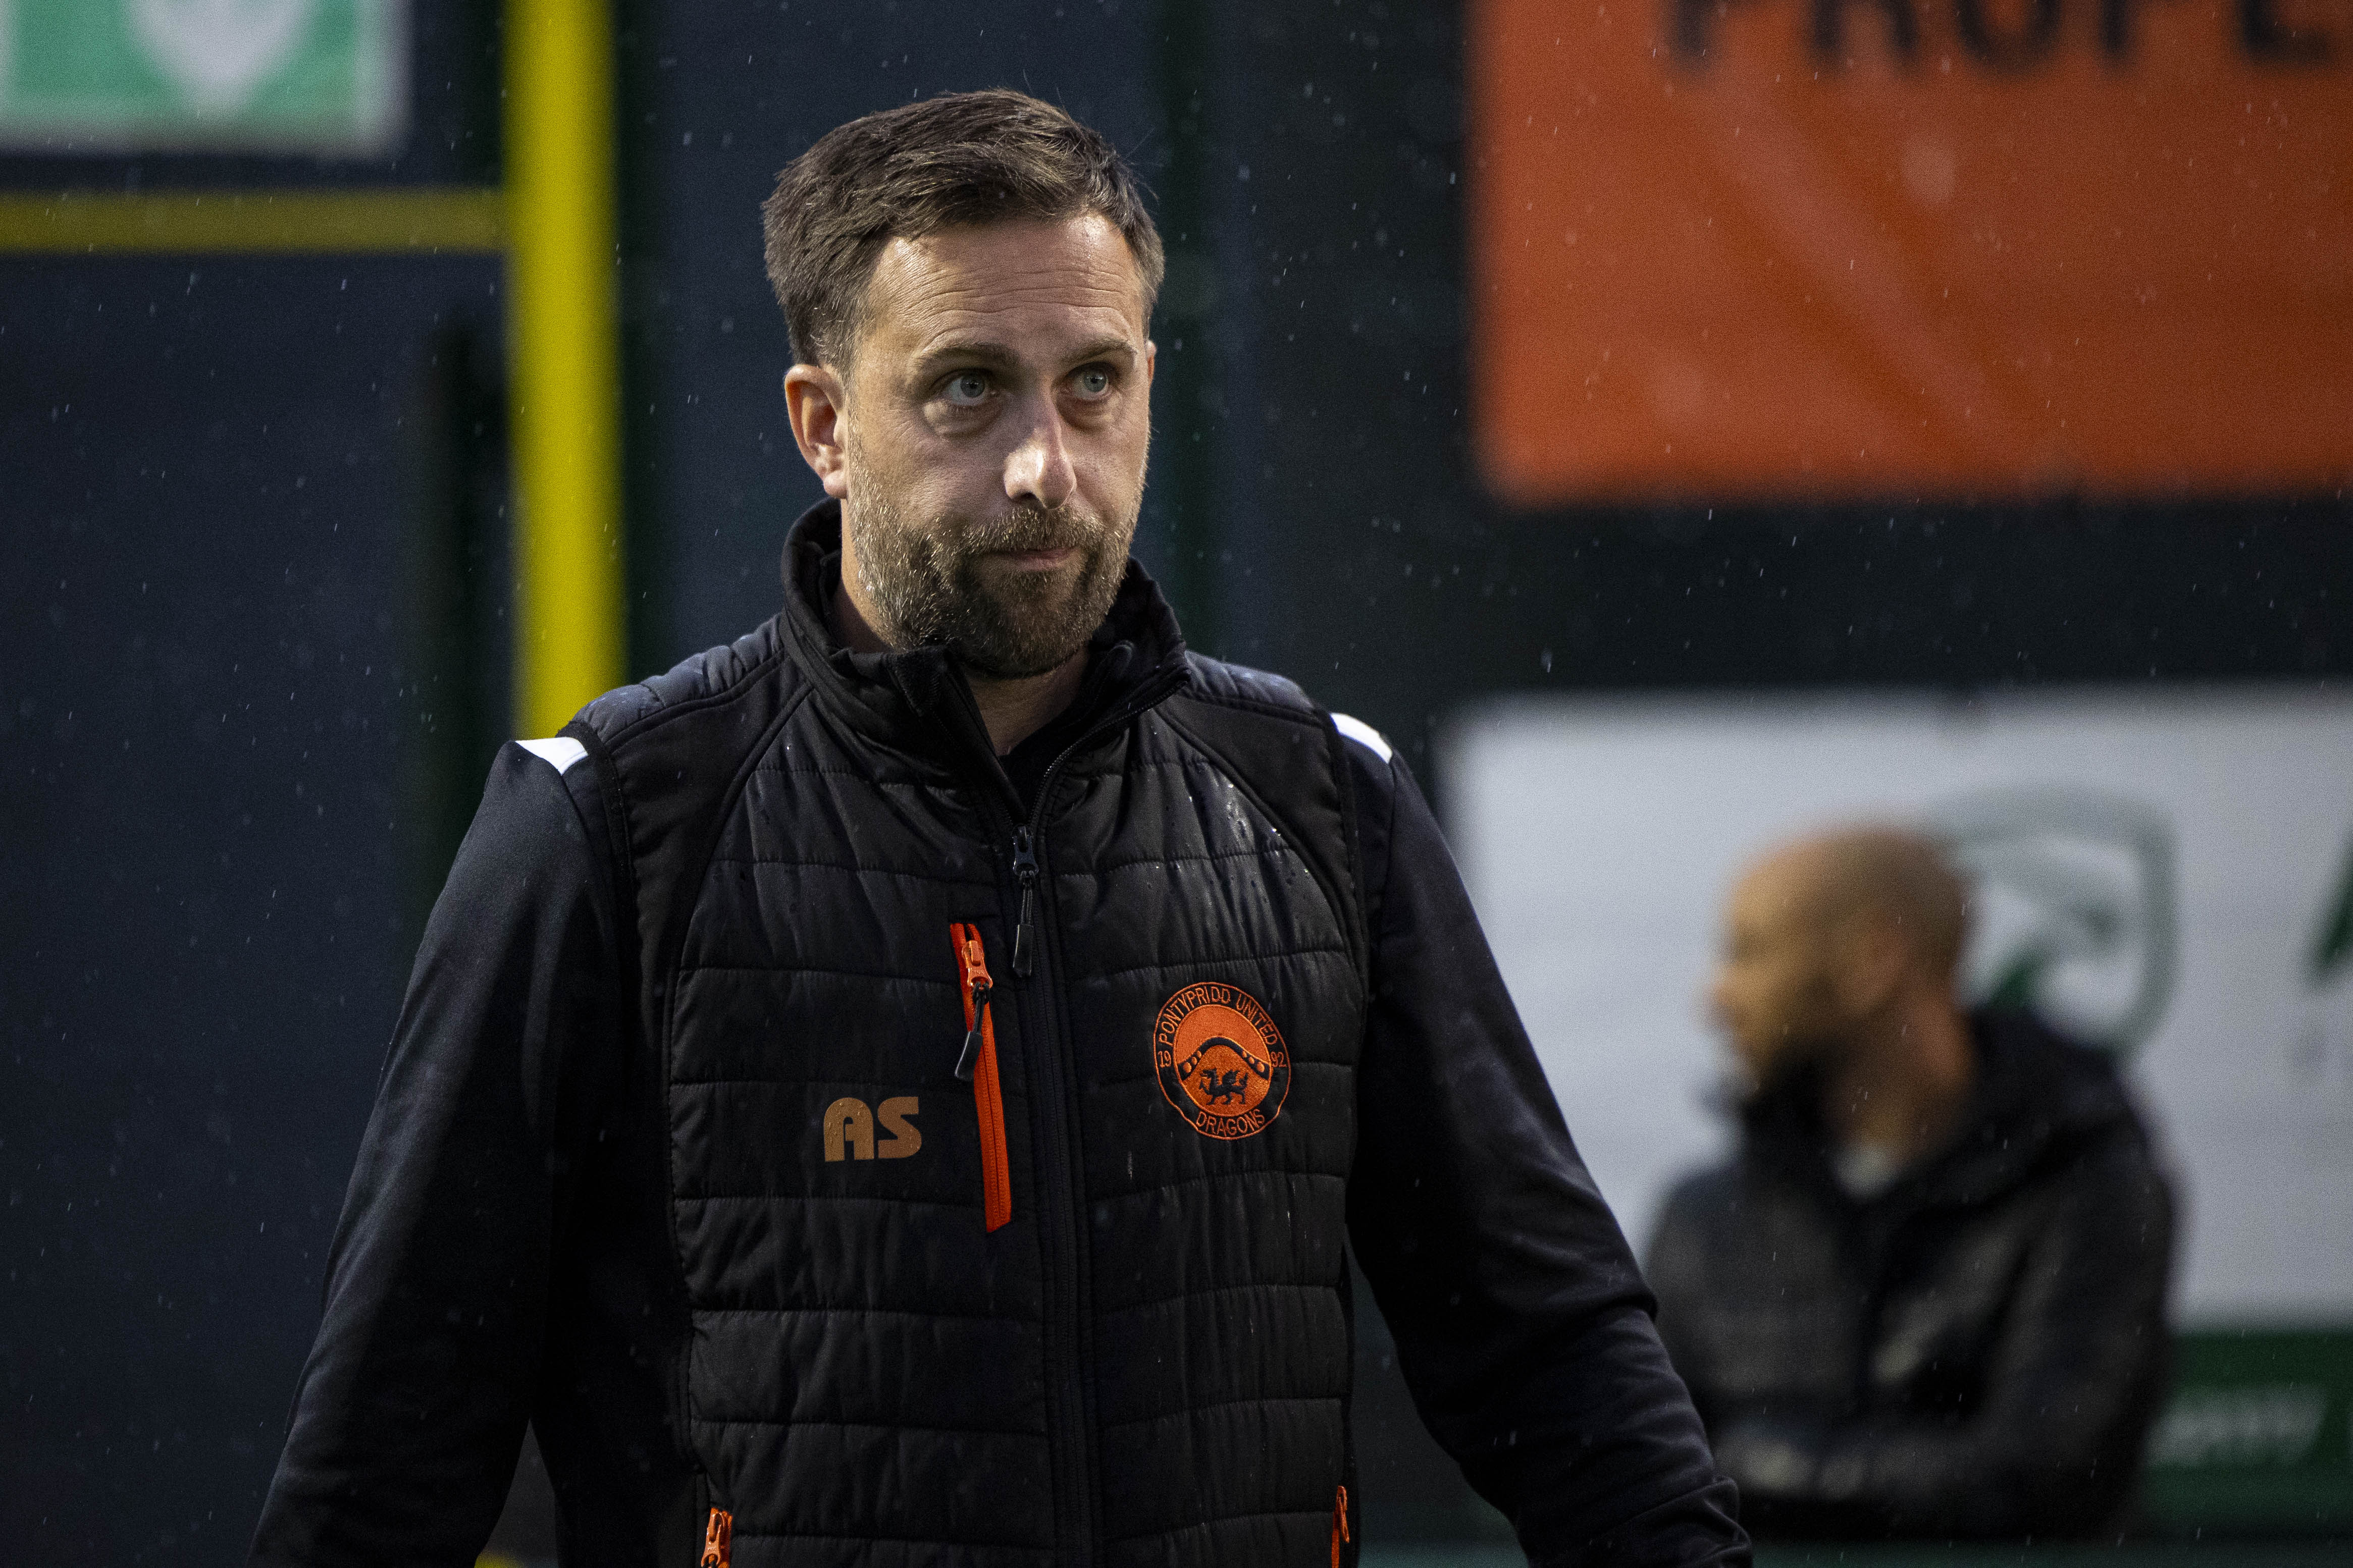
[252,504,1745,1567]
[1647,1008,2175,1539]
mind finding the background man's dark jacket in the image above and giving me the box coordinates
[250,504,1745,1567]
[1646,1008,2175,1539]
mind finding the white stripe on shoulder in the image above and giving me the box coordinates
[1330,712,1392,764]
[517,736,589,775]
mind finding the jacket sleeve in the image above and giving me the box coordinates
[249,743,625,1567]
[1710,1142,2175,1536]
[1340,735,1748,1568]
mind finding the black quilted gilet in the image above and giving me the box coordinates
[570,524,1368,1566]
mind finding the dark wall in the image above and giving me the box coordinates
[0,253,506,1563]
[0,7,505,1561]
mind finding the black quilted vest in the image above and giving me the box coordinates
[567,512,1370,1566]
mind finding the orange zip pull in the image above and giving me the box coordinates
[950,923,1013,1232]
[700,1506,733,1568]
[1329,1484,1350,1567]
[953,927,994,1083]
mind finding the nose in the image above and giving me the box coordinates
[1002,399,1077,511]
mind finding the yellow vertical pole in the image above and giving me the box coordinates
[504,0,624,737]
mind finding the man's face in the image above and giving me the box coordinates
[1708,852,1851,1091]
[816,213,1155,678]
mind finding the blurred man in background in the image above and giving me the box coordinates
[1647,827,2175,1538]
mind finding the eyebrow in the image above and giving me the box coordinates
[911,335,1138,376]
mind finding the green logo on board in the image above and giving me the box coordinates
[1931,788,2179,1057]
[2311,833,2353,989]
[0,0,404,152]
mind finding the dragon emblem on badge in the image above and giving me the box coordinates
[1153,982,1291,1140]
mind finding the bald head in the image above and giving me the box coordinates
[1761,827,1971,983]
[1710,825,1972,1087]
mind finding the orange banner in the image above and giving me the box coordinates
[1469,0,2353,503]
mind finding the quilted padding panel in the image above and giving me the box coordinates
[660,687,1364,1565]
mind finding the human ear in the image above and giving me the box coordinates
[784,363,850,499]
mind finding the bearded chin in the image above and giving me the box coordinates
[846,491,1134,680]
[943,548,1127,678]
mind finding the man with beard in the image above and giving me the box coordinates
[252,91,1745,1568]
[1647,827,2174,1540]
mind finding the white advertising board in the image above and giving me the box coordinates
[1444,687,2353,1325]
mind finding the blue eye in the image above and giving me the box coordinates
[1073,367,1112,398]
[943,371,988,405]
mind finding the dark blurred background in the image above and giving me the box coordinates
[3,2,2346,1563]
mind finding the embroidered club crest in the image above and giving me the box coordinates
[1153,982,1290,1140]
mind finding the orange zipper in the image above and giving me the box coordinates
[700,1506,733,1568]
[951,923,1012,1232]
[1329,1483,1350,1566]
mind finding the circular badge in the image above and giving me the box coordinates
[1153,982,1290,1140]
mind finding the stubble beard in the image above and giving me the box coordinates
[845,460,1138,680]
[1738,983,1854,1099]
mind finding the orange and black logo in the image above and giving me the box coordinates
[1154,982,1290,1140]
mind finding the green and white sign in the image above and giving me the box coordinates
[1448,687,2353,1531]
[0,0,405,153]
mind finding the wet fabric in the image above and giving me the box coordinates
[251,502,1746,1568]
[1647,1008,2175,1539]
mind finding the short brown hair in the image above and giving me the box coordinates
[760,89,1165,367]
